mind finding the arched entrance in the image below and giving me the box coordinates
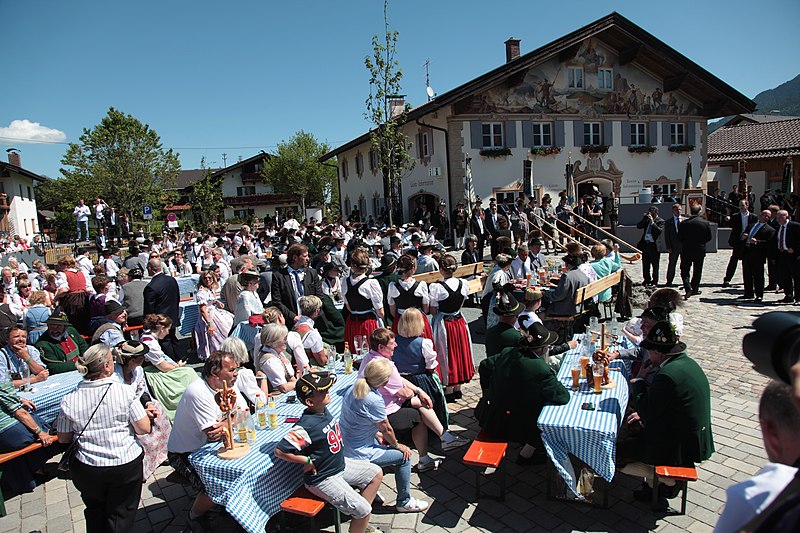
[572,156,623,197]
[408,192,439,224]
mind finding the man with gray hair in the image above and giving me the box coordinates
[144,257,181,359]
[714,381,800,532]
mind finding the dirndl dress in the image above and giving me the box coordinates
[430,279,474,387]
[194,287,234,360]
[343,276,383,350]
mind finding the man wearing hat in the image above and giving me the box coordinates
[415,244,439,274]
[528,238,547,271]
[484,291,523,357]
[35,310,89,374]
[91,300,129,347]
[451,201,468,250]
[373,255,398,327]
[618,320,714,509]
[477,322,570,465]
[385,236,403,261]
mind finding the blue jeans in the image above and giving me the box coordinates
[371,447,411,506]
[76,220,89,241]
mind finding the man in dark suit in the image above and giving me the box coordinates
[741,210,776,302]
[678,203,713,298]
[636,206,664,287]
[469,207,489,261]
[664,203,683,286]
[766,206,780,291]
[619,321,714,509]
[774,209,800,304]
[94,227,108,250]
[723,200,758,287]
[485,204,501,258]
[143,257,181,359]
[271,243,323,323]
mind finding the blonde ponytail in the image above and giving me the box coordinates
[353,378,371,400]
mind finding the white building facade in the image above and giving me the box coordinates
[0,152,44,241]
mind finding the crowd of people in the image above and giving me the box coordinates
[0,193,792,533]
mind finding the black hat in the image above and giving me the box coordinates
[322,262,340,276]
[115,340,150,363]
[639,320,686,355]
[390,236,401,245]
[317,245,332,255]
[128,267,144,279]
[379,255,397,271]
[46,310,71,326]
[639,306,669,321]
[105,300,127,317]
[410,234,422,243]
[296,371,337,403]
[521,322,559,348]
[493,291,523,317]
[495,253,513,267]
[529,238,544,247]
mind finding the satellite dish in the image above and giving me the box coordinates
[426,86,436,99]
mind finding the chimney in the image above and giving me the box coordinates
[388,95,406,119]
[505,38,521,63]
[7,149,20,167]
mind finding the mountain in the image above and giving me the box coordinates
[708,73,800,133]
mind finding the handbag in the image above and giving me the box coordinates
[57,383,112,479]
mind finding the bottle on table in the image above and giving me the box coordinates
[343,342,353,375]
[235,408,247,443]
[267,398,278,429]
[243,407,257,444]
[610,316,619,337]
[255,393,267,430]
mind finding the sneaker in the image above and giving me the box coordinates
[396,496,430,513]
[441,435,470,452]
[414,458,442,472]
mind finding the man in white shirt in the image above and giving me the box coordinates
[76,248,94,278]
[168,351,246,531]
[213,248,231,286]
[73,198,91,241]
[511,244,532,280]
[714,381,800,533]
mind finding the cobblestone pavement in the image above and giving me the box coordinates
[0,249,785,533]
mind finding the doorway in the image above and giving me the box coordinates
[408,193,439,223]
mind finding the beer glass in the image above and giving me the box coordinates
[571,363,581,391]
[593,365,603,394]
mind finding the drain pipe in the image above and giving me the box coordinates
[415,118,453,214]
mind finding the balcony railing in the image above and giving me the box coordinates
[223,193,297,207]
[241,172,262,183]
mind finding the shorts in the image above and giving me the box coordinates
[306,458,380,519]
[387,406,420,432]
[167,451,206,493]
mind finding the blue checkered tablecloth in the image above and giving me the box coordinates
[178,301,199,336]
[537,336,632,496]
[177,275,199,297]
[230,322,261,353]
[19,371,83,425]
[189,363,359,533]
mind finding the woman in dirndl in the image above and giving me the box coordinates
[480,253,513,330]
[393,307,448,427]
[54,256,91,334]
[429,255,474,402]
[342,248,384,350]
[387,255,433,340]
[194,270,234,361]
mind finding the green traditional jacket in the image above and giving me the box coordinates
[484,322,522,357]
[35,326,88,375]
[631,352,715,466]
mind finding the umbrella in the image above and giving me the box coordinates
[684,156,693,189]
[566,157,576,205]
[738,160,749,199]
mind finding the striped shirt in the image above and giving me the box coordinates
[57,377,146,467]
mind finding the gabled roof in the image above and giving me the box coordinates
[321,11,755,161]
[709,117,800,162]
[210,152,270,179]
[0,161,48,182]
[721,114,800,128]
[171,168,220,191]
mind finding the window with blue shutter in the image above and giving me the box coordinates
[648,122,658,147]
[554,120,565,148]
[573,120,584,147]
[470,120,483,149]
[522,121,534,147]
[687,122,696,146]
[661,122,671,146]
[603,121,613,146]
[505,121,517,148]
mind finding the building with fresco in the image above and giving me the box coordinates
[321,12,755,223]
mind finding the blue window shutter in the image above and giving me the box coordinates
[505,121,517,148]
[662,121,671,146]
[470,121,483,149]
[416,133,422,158]
[429,131,434,155]
[603,121,613,146]
[554,120,565,147]
[687,122,696,146]
[522,121,533,147]
[573,120,584,147]
[620,121,630,146]
[648,122,658,147]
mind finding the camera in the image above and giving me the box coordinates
[742,311,800,384]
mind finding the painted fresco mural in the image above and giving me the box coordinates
[453,38,699,117]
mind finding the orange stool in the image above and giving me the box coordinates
[280,486,341,533]
[653,465,698,514]
[462,431,508,501]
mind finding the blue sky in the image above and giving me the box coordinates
[1,0,798,179]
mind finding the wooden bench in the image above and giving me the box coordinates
[462,431,508,501]
[0,442,44,516]
[653,465,698,514]
[280,486,341,533]
[413,262,486,295]
[546,269,624,339]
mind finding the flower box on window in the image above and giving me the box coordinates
[668,144,695,153]
[580,145,609,154]
[479,147,512,158]
[628,145,657,154]
[530,146,562,156]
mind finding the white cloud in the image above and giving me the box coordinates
[0,119,67,143]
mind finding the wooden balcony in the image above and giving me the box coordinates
[223,193,297,207]
[241,172,263,184]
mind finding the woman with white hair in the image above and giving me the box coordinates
[57,344,152,532]
[257,323,297,393]
[219,336,264,405]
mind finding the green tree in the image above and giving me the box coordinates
[191,157,223,226]
[261,131,338,216]
[60,107,180,219]
[364,0,414,226]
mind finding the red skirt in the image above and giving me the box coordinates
[344,313,380,352]
[442,316,474,386]
[391,312,433,341]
